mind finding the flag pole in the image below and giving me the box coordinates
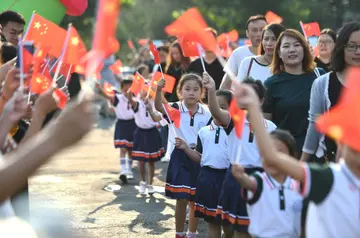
[196,43,207,73]
[299,21,308,39]
[161,104,178,138]
[64,64,73,86]
[22,11,35,40]
[18,37,25,92]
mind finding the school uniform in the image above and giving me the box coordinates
[131,100,164,162]
[302,159,360,238]
[245,172,302,238]
[216,117,277,232]
[113,93,137,150]
[164,101,212,201]
[194,120,229,223]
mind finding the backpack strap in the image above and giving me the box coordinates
[246,58,255,77]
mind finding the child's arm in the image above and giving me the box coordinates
[145,99,162,122]
[154,78,166,115]
[231,164,257,191]
[175,137,201,163]
[234,83,305,182]
[202,72,230,127]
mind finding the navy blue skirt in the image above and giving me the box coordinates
[132,127,164,162]
[165,148,200,201]
[114,119,137,149]
[194,166,227,224]
[216,165,263,232]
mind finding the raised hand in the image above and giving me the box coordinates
[233,82,260,110]
[3,91,28,124]
[202,72,216,91]
[33,87,58,117]
[156,78,166,91]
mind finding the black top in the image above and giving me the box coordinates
[314,57,330,72]
[324,72,343,161]
[163,64,188,102]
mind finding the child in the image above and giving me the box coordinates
[155,73,212,238]
[126,88,164,194]
[202,73,277,238]
[232,129,303,238]
[112,77,137,183]
[175,89,232,238]
[233,82,360,237]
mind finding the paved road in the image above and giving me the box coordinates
[29,117,206,238]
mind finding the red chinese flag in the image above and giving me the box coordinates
[103,82,115,97]
[109,59,123,74]
[54,88,68,109]
[229,99,246,138]
[130,72,145,96]
[178,37,199,57]
[32,46,50,74]
[30,73,52,94]
[138,39,149,46]
[128,40,135,49]
[62,26,87,66]
[300,21,321,37]
[217,30,239,49]
[51,61,74,76]
[163,103,181,128]
[24,13,67,58]
[316,67,360,152]
[20,45,34,74]
[91,0,120,59]
[165,8,217,53]
[143,84,156,98]
[149,42,161,64]
[265,11,283,24]
[152,71,176,94]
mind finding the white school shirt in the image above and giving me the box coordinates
[224,46,255,77]
[247,172,302,238]
[113,93,135,120]
[196,120,229,169]
[0,154,15,219]
[237,56,272,83]
[302,159,360,238]
[133,99,161,129]
[167,101,212,147]
[225,117,277,167]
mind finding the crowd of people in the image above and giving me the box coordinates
[0,6,360,238]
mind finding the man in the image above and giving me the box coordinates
[0,10,25,45]
[220,15,267,89]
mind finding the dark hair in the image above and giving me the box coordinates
[331,22,360,72]
[270,129,298,158]
[259,23,286,55]
[176,73,204,100]
[0,42,17,64]
[165,41,190,73]
[136,64,149,76]
[0,10,26,26]
[242,78,266,100]
[216,89,233,105]
[320,28,337,43]
[157,46,169,54]
[246,15,267,30]
[271,29,316,74]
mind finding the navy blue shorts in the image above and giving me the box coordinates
[114,119,137,149]
[194,166,227,224]
[132,127,164,162]
[165,148,200,201]
[216,165,263,232]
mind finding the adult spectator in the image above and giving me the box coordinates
[0,10,25,45]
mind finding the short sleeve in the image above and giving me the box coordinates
[245,173,263,205]
[236,58,250,82]
[224,50,239,76]
[262,80,275,114]
[195,135,203,154]
[224,117,234,135]
[300,163,334,204]
[132,102,139,113]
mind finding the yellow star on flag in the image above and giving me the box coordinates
[328,125,343,141]
[104,2,116,14]
[71,37,79,46]
[34,22,41,29]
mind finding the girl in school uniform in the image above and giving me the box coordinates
[126,88,164,194]
[202,73,277,238]
[155,73,212,238]
[232,129,303,238]
[174,89,232,238]
[233,82,360,237]
[112,78,137,184]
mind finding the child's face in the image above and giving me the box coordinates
[122,83,132,92]
[263,138,290,176]
[180,80,202,105]
[343,145,360,176]
[141,68,149,79]
[216,95,229,110]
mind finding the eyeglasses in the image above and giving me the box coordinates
[345,44,360,52]
[318,40,334,45]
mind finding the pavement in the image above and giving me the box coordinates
[29,116,207,238]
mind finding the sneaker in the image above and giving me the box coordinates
[147,184,155,194]
[139,181,147,194]
[161,157,170,163]
[119,173,128,184]
[127,171,134,180]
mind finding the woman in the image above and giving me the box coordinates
[237,23,286,83]
[314,29,336,72]
[301,21,360,163]
[263,29,325,157]
[164,41,190,102]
